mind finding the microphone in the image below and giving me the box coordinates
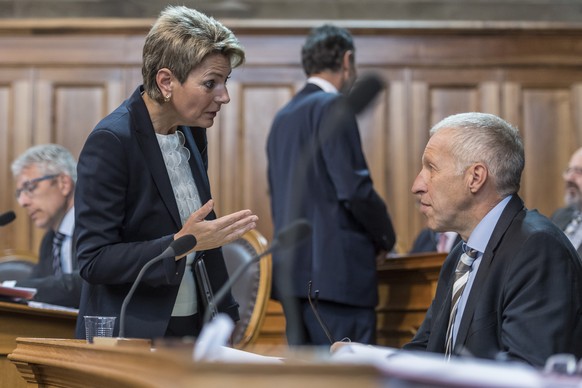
[118,234,197,338]
[202,219,312,325]
[346,73,385,115]
[0,211,16,226]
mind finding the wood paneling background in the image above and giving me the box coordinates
[1,20,582,258]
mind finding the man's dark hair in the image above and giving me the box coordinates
[301,24,355,76]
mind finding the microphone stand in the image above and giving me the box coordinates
[202,245,275,325]
[118,235,196,338]
[202,218,312,326]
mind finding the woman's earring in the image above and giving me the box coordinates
[164,94,171,103]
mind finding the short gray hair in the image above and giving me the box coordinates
[11,144,77,183]
[430,112,524,196]
[142,5,245,103]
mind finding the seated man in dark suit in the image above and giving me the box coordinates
[402,112,582,367]
[551,146,582,258]
[8,144,82,308]
[410,228,461,253]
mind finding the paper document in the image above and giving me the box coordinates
[27,301,78,313]
[331,344,541,388]
[0,285,37,300]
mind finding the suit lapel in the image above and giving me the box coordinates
[181,127,211,203]
[128,88,182,229]
[427,244,463,352]
[453,195,525,352]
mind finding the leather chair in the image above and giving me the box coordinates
[0,249,37,282]
[222,229,272,349]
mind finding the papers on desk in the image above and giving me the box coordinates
[201,345,284,364]
[193,313,283,364]
[331,343,542,388]
[27,301,78,313]
[0,284,37,301]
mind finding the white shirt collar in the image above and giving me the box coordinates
[307,76,338,94]
[58,207,75,237]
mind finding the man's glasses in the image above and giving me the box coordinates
[15,174,59,199]
[563,166,582,178]
[307,281,336,344]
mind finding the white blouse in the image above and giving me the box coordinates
[156,130,201,317]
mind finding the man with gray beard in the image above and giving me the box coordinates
[551,147,582,257]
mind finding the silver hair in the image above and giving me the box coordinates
[430,112,524,196]
[11,144,77,183]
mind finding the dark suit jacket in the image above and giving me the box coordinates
[74,86,239,339]
[403,195,582,367]
[550,206,582,257]
[267,83,396,308]
[16,230,82,308]
[409,228,462,254]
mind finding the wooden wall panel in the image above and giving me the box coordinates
[521,88,572,217]
[1,22,582,256]
[430,87,479,119]
[35,68,126,158]
[0,70,33,253]
[239,86,292,241]
[502,68,582,219]
[6,68,128,253]
[384,80,410,253]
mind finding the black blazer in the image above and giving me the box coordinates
[16,230,82,308]
[267,83,396,308]
[74,86,238,339]
[403,195,582,367]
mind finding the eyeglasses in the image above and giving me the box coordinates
[307,281,336,344]
[15,174,59,199]
[563,167,582,178]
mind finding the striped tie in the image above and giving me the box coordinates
[444,245,478,359]
[52,231,66,276]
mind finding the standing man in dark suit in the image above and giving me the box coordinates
[404,112,582,367]
[551,147,582,258]
[10,144,82,308]
[267,24,396,345]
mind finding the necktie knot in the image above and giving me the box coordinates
[456,245,477,274]
[465,246,478,259]
[53,231,66,246]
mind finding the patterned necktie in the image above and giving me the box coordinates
[444,245,478,359]
[52,231,66,276]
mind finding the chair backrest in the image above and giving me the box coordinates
[0,249,37,282]
[221,229,272,349]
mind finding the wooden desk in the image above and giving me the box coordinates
[0,301,77,388]
[9,338,386,388]
[253,252,448,348]
[376,252,447,347]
